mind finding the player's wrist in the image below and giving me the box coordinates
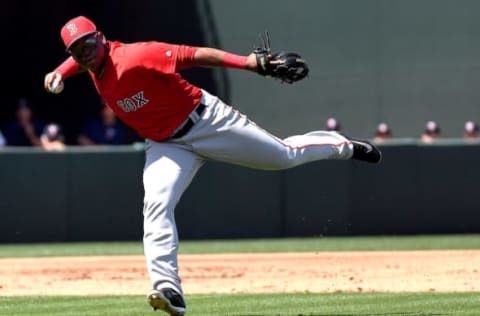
[245,53,258,72]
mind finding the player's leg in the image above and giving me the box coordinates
[179,91,378,170]
[193,127,351,170]
[142,140,204,314]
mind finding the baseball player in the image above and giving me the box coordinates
[44,16,381,316]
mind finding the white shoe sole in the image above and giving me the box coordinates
[147,290,186,315]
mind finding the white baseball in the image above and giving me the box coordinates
[50,75,64,94]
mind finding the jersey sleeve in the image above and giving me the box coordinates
[175,45,198,71]
[54,56,81,79]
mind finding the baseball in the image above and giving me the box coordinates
[50,75,64,94]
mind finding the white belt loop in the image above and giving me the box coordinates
[189,105,201,123]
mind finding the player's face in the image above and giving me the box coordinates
[68,32,106,72]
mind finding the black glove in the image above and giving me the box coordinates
[254,32,309,84]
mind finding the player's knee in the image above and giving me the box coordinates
[267,154,298,170]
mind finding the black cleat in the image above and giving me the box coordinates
[349,138,382,164]
[147,288,186,315]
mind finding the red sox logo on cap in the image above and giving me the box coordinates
[66,23,78,36]
[61,16,97,50]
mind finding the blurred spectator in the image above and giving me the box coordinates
[40,122,66,151]
[373,122,392,143]
[0,130,5,147]
[77,105,127,145]
[421,120,441,143]
[325,117,341,132]
[2,97,44,146]
[463,121,480,139]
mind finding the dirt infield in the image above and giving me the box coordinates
[0,250,479,296]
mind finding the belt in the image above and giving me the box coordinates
[170,103,206,139]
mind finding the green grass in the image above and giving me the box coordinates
[0,293,479,316]
[0,241,143,257]
[178,235,480,254]
[1,236,479,315]
[0,234,479,257]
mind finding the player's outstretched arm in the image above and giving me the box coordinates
[193,47,257,71]
[194,45,308,84]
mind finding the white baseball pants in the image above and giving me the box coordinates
[142,90,354,294]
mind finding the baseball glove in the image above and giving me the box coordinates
[254,31,309,84]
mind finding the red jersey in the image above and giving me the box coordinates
[90,41,203,141]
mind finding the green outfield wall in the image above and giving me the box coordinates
[0,142,479,242]
[204,0,480,139]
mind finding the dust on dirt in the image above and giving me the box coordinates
[0,250,478,296]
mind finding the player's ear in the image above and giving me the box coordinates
[97,31,106,44]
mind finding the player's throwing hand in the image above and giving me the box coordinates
[44,72,64,94]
